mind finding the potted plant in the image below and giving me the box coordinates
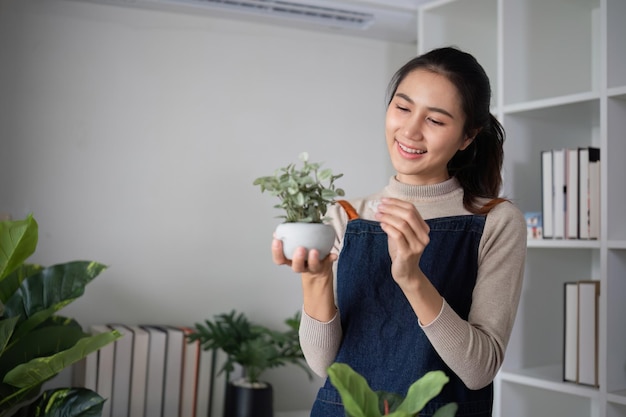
[327,362,458,417]
[0,214,121,417]
[187,310,312,417]
[253,151,345,259]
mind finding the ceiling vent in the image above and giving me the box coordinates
[71,0,418,43]
[187,0,376,29]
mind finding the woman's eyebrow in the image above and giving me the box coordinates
[394,92,455,119]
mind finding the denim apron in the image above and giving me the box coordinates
[310,214,493,417]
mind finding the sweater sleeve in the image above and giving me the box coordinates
[298,306,343,377]
[297,202,348,378]
[420,201,527,389]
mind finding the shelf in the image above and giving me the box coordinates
[499,365,599,398]
[608,86,626,98]
[608,391,626,406]
[608,241,626,250]
[502,0,601,105]
[420,0,622,415]
[499,371,598,417]
[502,92,600,115]
[527,239,600,249]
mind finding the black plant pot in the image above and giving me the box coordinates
[223,379,273,417]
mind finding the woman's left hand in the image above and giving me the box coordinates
[375,197,430,286]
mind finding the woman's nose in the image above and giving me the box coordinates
[402,116,423,140]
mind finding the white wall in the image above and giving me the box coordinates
[0,0,415,410]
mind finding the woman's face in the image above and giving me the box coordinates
[386,68,473,185]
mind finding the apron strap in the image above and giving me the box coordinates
[478,197,509,214]
[337,200,359,220]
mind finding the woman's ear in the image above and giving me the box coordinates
[461,128,481,150]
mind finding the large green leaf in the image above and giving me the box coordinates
[395,371,450,415]
[432,403,458,417]
[0,317,19,355]
[2,261,107,328]
[11,387,105,417]
[327,363,381,417]
[0,215,38,289]
[0,321,86,379]
[0,264,44,306]
[4,329,121,389]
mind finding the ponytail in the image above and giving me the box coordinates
[448,114,505,214]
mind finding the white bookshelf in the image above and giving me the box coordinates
[419,0,626,416]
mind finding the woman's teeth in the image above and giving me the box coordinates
[398,142,426,154]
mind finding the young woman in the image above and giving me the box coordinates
[271,47,527,417]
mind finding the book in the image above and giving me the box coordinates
[127,325,149,417]
[565,148,579,239]
[195,347,215,417]
[180,327,201,417]
[160,326,185,417]
[142,325,168,417]
[577,281,599,387]
[578,147,600,239]
[552,148,565,239]
[541,150,554,239]
[563,282,578,382]
[210,349,230,417]
[109,324,134,417]
[588,150,601,239]
[91,324,115,417]
[525,212,543,240]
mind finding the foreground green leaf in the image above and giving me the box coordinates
[4,330,121,388]
[0,215,37,292]
[11,387,105,417]
[3,261,107,337]
[395,371,450,415]
[432,403,459,417]
[0,317,18,354]
[327,363,380,417]
[0,320,86,378]
[328,363,457,417]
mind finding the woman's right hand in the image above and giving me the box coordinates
[271,238,336,275]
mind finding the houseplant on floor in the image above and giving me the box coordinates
[327,362,458,417]
[253,151,345,259]
[0,214,121,417]
[187,309,312,417]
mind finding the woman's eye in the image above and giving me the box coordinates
[427,117,444,126]
[395,104,409,112]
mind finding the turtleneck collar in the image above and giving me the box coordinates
[385,176,462,200]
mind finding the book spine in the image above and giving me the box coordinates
[541,150,554,239]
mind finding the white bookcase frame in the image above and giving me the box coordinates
[419,0,626,416]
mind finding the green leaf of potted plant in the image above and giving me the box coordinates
[0,214,121,417]
[327,362,458,417]
[187,310,312,417]
[253,152,345,259]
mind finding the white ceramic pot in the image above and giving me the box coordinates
[274,222,336,260]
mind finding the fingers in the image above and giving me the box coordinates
[272,239,336,274]
[376,198,429,234]
[271,238,292,266]
[375,198,430,252]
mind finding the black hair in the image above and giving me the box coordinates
[386,46,506,214]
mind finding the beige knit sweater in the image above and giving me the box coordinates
[298,176,527,390]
